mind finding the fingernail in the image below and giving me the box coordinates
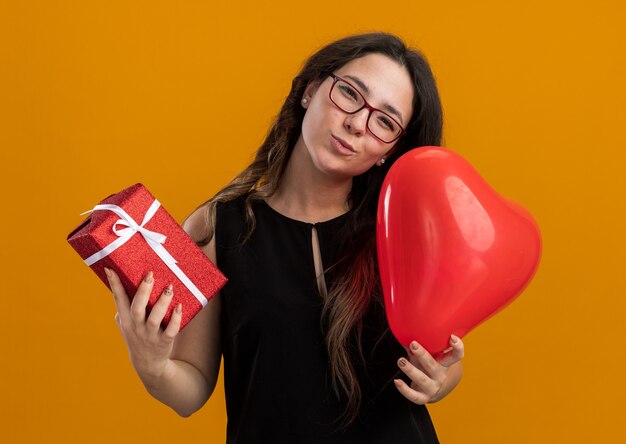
[411,341,419,352]
[398,358,407,368]
[393,379,402,387]
[144,271,153,283]
[451,335,459,344]
[104,267,111,279]
[175,303,182,314]
[164,284,173,295]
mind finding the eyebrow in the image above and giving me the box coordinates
[343,74,405,125]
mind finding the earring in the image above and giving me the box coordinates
[302,98,308,105]
[380,157,386,164]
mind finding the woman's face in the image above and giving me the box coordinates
[299,52,414,179]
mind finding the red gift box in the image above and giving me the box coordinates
[67,183,227,330]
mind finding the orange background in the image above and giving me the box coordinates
[1,1,625,442]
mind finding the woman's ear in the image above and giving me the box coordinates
[302,80,322,109]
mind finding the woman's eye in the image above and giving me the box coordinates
[339,84,359,101]
[377,115,395,131]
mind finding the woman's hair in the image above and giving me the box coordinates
[184,32,443,426]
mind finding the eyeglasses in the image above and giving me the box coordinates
[328,73,406,144]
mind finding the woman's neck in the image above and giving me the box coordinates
[265,137,352,224]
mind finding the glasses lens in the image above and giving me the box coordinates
[370,110,402,142]
[330,77,403,143]
[330,79,364,113]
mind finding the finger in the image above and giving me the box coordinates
[105,268,130,320]
[407,341,440,376]
[398,357,437,394]
[393,378,429,405]
[437,335,465,367]
[162,303,182,340]
[129,271,155,324]
[145,284,174,333]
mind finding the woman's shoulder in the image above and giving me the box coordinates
[215,194,255,227]
[182,203,211,244]
[216,193,247,212]
[181,195,247,253]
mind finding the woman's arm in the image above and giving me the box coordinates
[108,207,222,417]
[140,289,222,417]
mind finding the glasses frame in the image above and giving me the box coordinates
[328,73,407,144]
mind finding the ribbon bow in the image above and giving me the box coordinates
[80,199,208,307]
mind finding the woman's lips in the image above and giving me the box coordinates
[331,135,356,155]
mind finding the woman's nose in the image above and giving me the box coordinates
[344,108,370,136]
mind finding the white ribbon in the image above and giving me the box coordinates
[80,199,208,307]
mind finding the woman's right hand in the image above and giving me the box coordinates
[104,267,182,382]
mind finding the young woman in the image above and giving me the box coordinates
[105,32,465,443]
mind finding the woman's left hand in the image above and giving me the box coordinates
[393,335,465,404]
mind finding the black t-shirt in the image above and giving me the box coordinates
[216,196,439,444]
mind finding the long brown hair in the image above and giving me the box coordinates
[184,32,443,425]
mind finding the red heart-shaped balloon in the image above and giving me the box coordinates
[377,147,542,356]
